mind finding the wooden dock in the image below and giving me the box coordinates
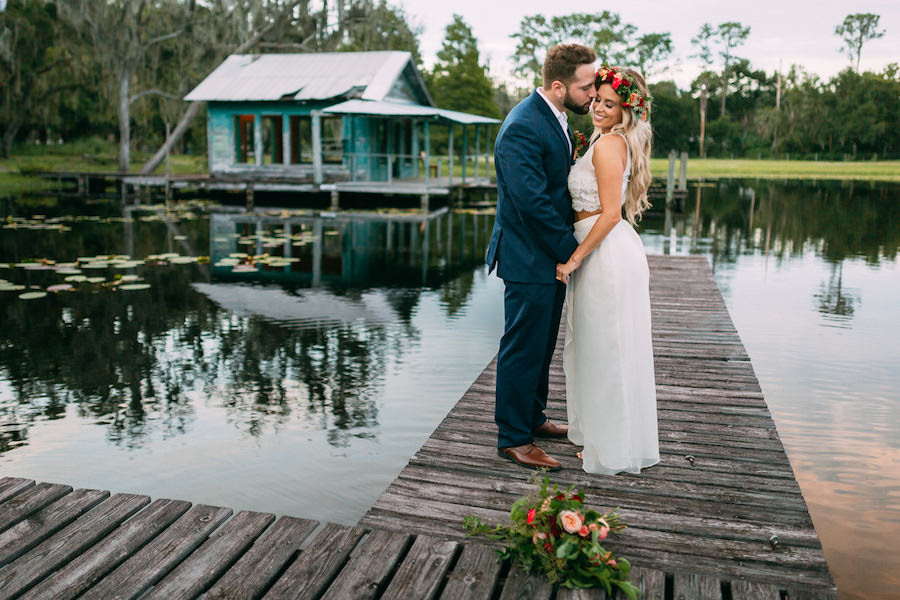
[360,255,837,598]
[1,476,673,600]
[0,256,837,599]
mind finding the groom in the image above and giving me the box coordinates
[486,44,597,470]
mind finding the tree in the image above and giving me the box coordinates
[0,0,83,157]
[690,71,719,157]
[714,22,751,115]
[427,14,499,118]
[511,12,634,86]
[690,24,716,157]
[141,0,316,174]
[339,0,423,66]
[630,32,673,81]
[59,0,197,172]
[836,13,886,73]
[691,22,750,125]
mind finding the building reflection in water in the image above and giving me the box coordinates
[0,207,496,454]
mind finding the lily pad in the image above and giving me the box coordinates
[56,268,82,275]
[64,275,88,282]
[120,274,140,282]
[119,283,151,291]
[47,283,73,292]
[86,277,106,283]
[19,291,48,300]
[0,283,26,292]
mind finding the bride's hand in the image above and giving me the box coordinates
[555,257,582,284]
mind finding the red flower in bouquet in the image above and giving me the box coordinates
[463,475,638,597]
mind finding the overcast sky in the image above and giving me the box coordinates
[399,0,899,86]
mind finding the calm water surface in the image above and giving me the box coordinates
[1,180,898,599]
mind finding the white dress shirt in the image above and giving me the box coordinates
[536,87,572,154]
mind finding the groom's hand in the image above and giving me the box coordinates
[556,258,581,284]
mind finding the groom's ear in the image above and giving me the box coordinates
[548,80,566,99]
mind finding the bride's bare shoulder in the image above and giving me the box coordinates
[592,134,627,167]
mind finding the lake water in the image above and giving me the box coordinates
[1,180,898,599]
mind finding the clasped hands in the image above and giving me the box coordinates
[555,256,583,284]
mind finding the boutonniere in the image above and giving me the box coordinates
[572,130,588,159]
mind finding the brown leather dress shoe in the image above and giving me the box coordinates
[532,419,569,437]
[498,443,562,471]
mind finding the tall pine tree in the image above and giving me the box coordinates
[427,14,499,118]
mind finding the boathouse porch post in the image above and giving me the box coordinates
[423,120,431,187]
[461,126,468,184]
[447,125,454,186]
[253,114,263,166]
[311,110,323,185]
[386,118,394,184]
[422,119,431,212]
[282,115,291,168]
[411,119,420,180]
[474,126,480,179]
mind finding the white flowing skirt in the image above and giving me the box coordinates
[564,216,660,475]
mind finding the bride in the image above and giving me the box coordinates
[555,65,660,475]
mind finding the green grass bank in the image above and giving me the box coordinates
[650,157,900,182]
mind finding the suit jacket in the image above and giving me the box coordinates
[486,90,579,284]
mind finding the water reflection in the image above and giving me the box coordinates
[0,205,495,456]
[642,179,900,326]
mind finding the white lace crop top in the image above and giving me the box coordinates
[568,132,631,213]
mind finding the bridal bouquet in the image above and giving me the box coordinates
[463,476,639,597]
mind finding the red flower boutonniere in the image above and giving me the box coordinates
[572,130,588,159]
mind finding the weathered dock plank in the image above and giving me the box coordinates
[261,522,367,600]
[0,489,109,565]
[142,510,273,600]
[359,255,837,596]
[80,503,233,600]
[0,493,150,600]
[203,516,318,600]
[18,498,191,600]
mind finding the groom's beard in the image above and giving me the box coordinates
[563,90,592,115]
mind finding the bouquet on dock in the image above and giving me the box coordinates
[463,475,639,598]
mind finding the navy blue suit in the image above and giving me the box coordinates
[486,90,579,449]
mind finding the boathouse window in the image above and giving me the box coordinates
[234,115,255,164]
[289,116,312,164]
[261,115,283,164]
[322,117,343,164]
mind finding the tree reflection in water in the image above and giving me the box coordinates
[0,205,493,453]
[641,179,899,324]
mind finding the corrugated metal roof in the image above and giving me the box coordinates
[323,99,500,125]
[185,51,420,102]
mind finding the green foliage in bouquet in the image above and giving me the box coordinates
[463,475,639,598]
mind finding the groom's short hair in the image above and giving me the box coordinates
[543,44,596,87]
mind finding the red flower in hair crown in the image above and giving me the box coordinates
[595,65,652,121]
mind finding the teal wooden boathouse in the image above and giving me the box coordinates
[185,51,499,193]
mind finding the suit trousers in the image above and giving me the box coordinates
[495,279,567,448]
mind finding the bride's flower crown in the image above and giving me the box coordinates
[595,65,651,121]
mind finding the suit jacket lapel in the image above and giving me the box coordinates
[531,91,571,157]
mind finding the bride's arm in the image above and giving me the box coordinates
[556,136,627,283]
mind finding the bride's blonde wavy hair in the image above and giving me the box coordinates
[589,68,653,225]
